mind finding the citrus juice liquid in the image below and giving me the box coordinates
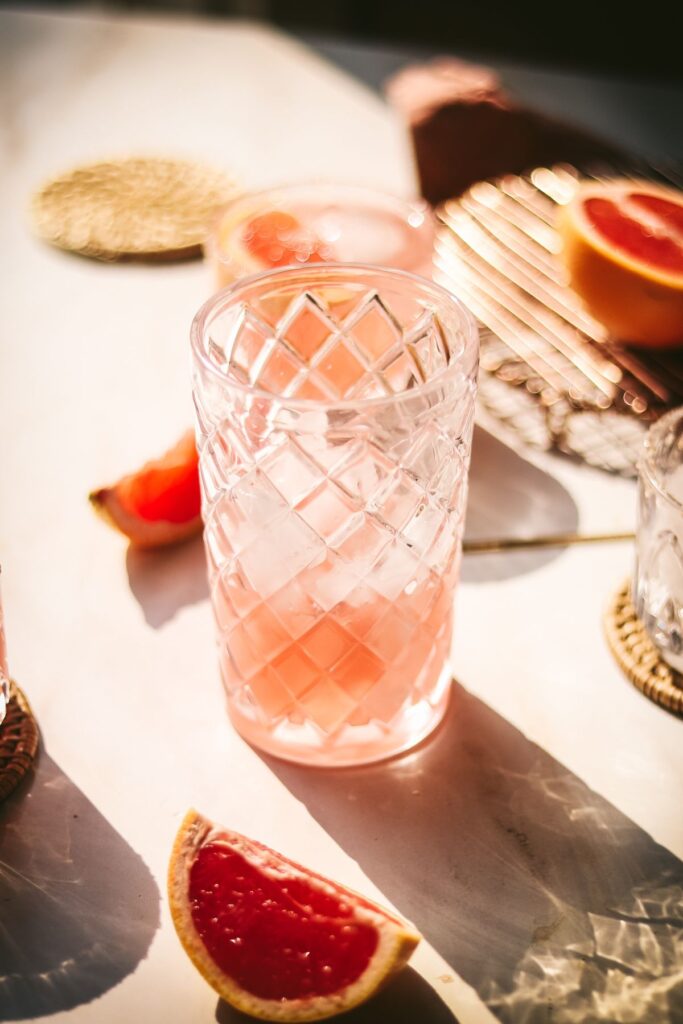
[215,553,454,766]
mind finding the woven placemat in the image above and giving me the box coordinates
[31,157,237,261]
[0,681,39,802]
[604,580,683,716]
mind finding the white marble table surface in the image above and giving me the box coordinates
[1,9,681,1024]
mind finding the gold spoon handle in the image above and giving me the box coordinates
[463,531,635,554]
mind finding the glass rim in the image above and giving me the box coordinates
[190,262,479,415]
[639,406,683,513]
[205,181,435,268]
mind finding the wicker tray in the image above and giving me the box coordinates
[435,162,683,475]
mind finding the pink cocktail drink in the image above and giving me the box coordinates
[207,184,435,287]
[212,532,455,764]
[192,265,478,766]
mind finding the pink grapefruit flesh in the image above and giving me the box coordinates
[242,211,334,269]
[558,178,683,347]
[168,810,421,1021]
[89,431,202,548]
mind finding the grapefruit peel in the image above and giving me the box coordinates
[168,809,421,1022]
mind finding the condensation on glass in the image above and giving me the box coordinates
[191,264,478,766]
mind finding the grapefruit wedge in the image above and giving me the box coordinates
[90,431,202,548]
[168,810,421,1021]
[557,178,683,347]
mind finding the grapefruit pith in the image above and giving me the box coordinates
[168,810,421,1021]
[90,431,202,548]
[557,178,683,347]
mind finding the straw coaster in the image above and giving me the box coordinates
[31,157,237,261]
[604,580,683,716]
[0,681,39,802]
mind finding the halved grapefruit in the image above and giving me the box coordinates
[90,431,202,548]
[557,179,683,347]
[168,810,421,1021]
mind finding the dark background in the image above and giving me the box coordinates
[24,0,683,81]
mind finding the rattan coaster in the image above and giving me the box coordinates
[31,157,238,261]
[604,580,683,716]
[0,681,39,802]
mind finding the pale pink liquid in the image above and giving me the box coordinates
[212,554,454,765]
[204,399,460,765]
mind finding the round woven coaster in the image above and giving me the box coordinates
[0,681,39,802]
[604,580,683,716]
[31,157,237,261]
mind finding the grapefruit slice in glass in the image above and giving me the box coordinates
[89,431,202,548]
[242,211,334,269]
[217,209,335,278]
[168,810,421,1021]
[557,178,683,347]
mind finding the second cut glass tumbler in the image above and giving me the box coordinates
[191,265,478,765]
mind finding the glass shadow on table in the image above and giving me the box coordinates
[263,684,683,1024]
[216,966,459,1024]
[463,426,579,583]
[0,750,160,1020]
[126,533,209,628]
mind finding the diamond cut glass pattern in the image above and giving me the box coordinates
[192,265,478,765]
[635,408,683,675]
